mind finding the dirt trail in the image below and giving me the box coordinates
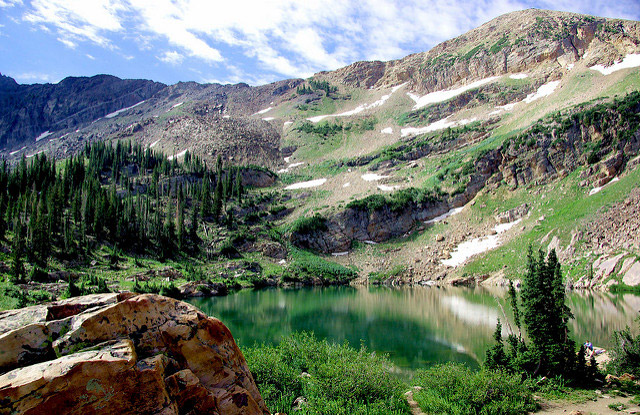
[536,394,637,415]
[404,387,426,415]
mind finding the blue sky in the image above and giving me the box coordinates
[1,0,639,86]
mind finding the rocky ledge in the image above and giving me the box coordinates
[0,293,269,415]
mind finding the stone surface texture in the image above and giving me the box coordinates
[0,293,269,415]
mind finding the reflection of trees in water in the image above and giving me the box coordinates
[188,287,640,370]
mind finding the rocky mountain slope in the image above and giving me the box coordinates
[1,8,640,289]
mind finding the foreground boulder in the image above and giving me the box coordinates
[0,293,269,415]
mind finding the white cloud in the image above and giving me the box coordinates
[24,0,125,48]
[86,53,95,60]
[159,50,184,65]
[0,0,22,7]
[57,36,77,48]
[11,71,58,83]
[17,0,640,83]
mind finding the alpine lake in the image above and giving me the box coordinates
[188,286,640,375]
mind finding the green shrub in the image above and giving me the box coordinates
[288,248,357,284]
[608,320,640,377]
[219,239,242,258]
[489,36,510,54]
[369,264,405,283]
[413,363,538,415]
[291,214,328,234]
[28,266,49,282]
[346,187,444,214]
[243,332,409,415]
[159,282,182,299]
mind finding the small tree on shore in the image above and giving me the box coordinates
[486,247,591,382]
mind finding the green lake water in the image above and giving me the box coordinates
[188,286,640,372]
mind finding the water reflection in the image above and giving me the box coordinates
[188,286,640,371]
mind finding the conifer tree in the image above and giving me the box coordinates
[189,201,199,242]
[212,176,223,222]
[10,222,26,282]
[235,167,243,203]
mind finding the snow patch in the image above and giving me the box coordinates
[343,182,350,188]
[489,102,517,116]
[391,82,409,93]
[442,219,521,267]
[10,147,26,156]
[262,117,275,121]
[172,102,184,108]
[285,178,327,190]
[378,184,397,191]
[223,115,230,119]
[567,63,575,71]
[381,127,393,134]
[149,140,160,148]
[509,73,528,80]
[408,76,499,110]
[167,149,188,161]
[590,54,640,75]
[284,156,291,163]
[523,81,560,103]
[26,150,45,158]
[254,107,273,115]
[307,115,330,123]
[425,206,464,224]
[364,240,377,245]
[401,117,476,138]
[277,162,305,174]
[35,131,53,141]
[105,101,145,118]
[284,121,293,126]
[589,176,619,196]
[362,173,388,181]
[307,83,406,123]
[332,252,349,257]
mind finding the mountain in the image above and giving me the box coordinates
[1,8,640,291]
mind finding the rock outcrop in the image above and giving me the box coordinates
[0,293,269,415]
[320,9,640,93]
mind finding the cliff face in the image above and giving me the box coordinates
[0,293,269,415]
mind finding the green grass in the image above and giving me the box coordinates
[243,332,410,415]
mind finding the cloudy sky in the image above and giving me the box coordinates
[1,0,639,86]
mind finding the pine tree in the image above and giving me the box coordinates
[0,193,6,241]
[520,248,575,376]
[235,167,243,204]
[485,320,508,369]
[212,176,223,222]
[10,222,26,282]
[189,201,199,242]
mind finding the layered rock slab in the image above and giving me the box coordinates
[0,294,269,415]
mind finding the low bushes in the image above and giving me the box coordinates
[412,363,538,415]
[243,332,409,415]
[346,187,444,213]
[287,248,356,284]
[290,214,328,234]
